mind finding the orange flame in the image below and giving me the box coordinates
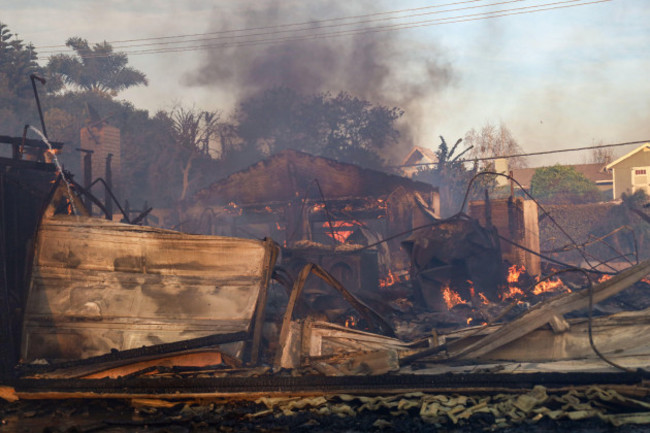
[442,285,467,310]
[598,274,613,283]
[379,269,396,288]
[533,278,569,295]
[225,201,243,216]
[507,264,525,284]
[466,317,473,325]
[501,285,524,300]
[345,315,357,328]
[323,221,356,243]
[478,292,490,305]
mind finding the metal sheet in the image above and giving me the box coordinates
[21,215,277,361]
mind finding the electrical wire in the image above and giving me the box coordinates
[36,0,611,59]
[460,171,598,268]
[36,0,491,50]
[38,0,518,53]
[397,139,649,168]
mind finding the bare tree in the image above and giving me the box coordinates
[168,106,222,201]
[587,141,614,165]
[464,122,527,169]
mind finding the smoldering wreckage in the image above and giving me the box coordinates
[1,136,650,432]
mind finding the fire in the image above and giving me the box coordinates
[379,269,410,288]
[312,203,325,212]
[507,264,525,284]
[323,220,357,243]
[379,269,396,288]
[501,265,526,300]
[532,278,568,295]
[344,315,357,328]
[501,285,524,300]
[478,292,490,305]
[442,285,467,310]
[466,317,473,325]
[225,201,242,216]
[598,274,613,283]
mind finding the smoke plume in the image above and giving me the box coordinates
[184,0,455,160]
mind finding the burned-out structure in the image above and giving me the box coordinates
[183,150,440,298]
[0,144,60,377]
[3,119,650,433]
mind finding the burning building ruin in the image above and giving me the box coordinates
[182,149,441,302]
[2,126,650,432]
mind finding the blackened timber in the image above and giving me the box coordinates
[0,171,12,378]
[0,135,63,150]
[10,371,650,398]
[0,157,58,377]
[19,331,249,377]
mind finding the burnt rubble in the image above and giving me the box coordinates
[2,141,650,433]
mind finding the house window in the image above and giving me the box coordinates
[632,166,650,194]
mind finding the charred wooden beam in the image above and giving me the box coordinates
[0,135,63,150]
[446,259,650,361]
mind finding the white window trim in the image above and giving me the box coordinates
[631,166,650,194]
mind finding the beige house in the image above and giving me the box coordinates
[400,146,438,177]
[606,143,650,199]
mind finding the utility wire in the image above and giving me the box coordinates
[37,0,610,59]
[36,0,489,49]
[396,139,649,168]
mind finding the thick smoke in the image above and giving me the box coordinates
[184,0,454,160]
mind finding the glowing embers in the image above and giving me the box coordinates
[225,201,243,216]
[379,269,410,288]
[322,220,361,243]
[501,264,570,301]
[507,264,525,285]
[533,277,570,295]
[501,265,526,300]
[442,284,467,310]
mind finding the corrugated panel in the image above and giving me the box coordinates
[21,215,276,362]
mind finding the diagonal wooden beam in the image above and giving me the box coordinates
[446,259,650,360]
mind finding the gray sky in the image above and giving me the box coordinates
[2,0,649,165]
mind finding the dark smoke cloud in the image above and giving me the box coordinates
[183,0,455,159]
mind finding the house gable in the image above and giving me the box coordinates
[606,144,650,198]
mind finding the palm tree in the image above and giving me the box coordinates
[47,37,147,97]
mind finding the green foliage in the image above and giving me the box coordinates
[530,165,603,204]
[0,22,44,136]
[46,37,147,96]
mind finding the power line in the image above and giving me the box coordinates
[37,0,599,56]
[38,0,527,53]
[37,0,610,59]
[70,0,529,52]
[36,0,489,50]
[396,139,649,168]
